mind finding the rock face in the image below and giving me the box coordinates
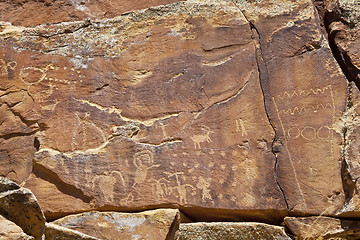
[176,222,291,240]
[53,209,180,240]
[285,216,360,239]
[0,177,46,240]
[1,0,289,222]
[0,0,183,27]
[1,0,360,239]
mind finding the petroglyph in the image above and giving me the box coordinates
[281,103,335,115]
[92,170,125,202]
[165,172,196,204]
[0,59,17,76]
[235,118,247,136]
[276,85,334,99]
[190,125,213,149]
[71,112,107,151]
[287,126,332,140]
[196,176,212,202]
[20,63,83,86]
[150,178,171,201]
[133,150,160,188]
[272,85,337,209]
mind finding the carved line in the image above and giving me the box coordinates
[287,126,332,140]
[276,85,332,99]
[272,96,307,208]
[281,103,334,115]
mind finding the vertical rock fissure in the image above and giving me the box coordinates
[230,0,289,210]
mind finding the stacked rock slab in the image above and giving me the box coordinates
[0,215,34,240]
[52,209,180,240]
[45,223,99,240]
[285,216,360,239]
[176,222,291,240]
[0,177,46,240]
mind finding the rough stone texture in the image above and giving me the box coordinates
[45,223,99,240]
[0,0,183,27]
[237,0,347,215]
[285,216,360,239]
[176,222,291,240]
[0,0,356,228]
[53,209,180,240]
[0,0,289,222]
[0,177,46,240]
[0,215,34,240]
[311,0,360,218]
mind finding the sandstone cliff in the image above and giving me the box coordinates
[1,0,360,239]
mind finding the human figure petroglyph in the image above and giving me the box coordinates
[190,125,214,149]
[151,178,171,201]
[196,176,212,202]
[132,150,160,188]
[72,112,106,151]
[165,172,196,204]
[235,119,247,136]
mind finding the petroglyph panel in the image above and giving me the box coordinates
[4,0,350,223]
[260,46,347,215]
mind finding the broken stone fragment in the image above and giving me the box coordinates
[175,222,291,240]
[53,209,180,240]
[45,223,99,240]
[0,215,34,240]
[285,216,360,239]
[0,177,46,240]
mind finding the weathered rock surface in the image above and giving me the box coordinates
[0,0,356,225]
[53,209,180,240]
[0,0,183,27]
[0,0,289,222]
[176,222,291,240]
[285,216,360,239]
[0,177,45,240]
[0,215,34,240]
[314,0,360,218]
[45,223,99,240]
[237,0,348,215]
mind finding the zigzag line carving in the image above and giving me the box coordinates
[281,103,334,115]
[277,85,332,99]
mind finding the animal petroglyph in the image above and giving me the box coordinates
[190,125,214,149]
[133,150,160,188]
[235,118,247,136]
